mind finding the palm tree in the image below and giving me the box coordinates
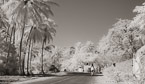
[28,21,56,74]
[2,0,58,75]
[26,26,42,75]
[40,24,57,74]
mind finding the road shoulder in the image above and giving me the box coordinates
[10,77,55,84]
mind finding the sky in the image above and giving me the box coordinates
[51,0,145,47]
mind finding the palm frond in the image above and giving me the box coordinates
[11,1,24,17]
[34,0,54,16]
[28,7,38,24]
[44,1,59,7]
[32,3,49,18]
[29,27,43,43]
[2,0,58,46]
[31,5,43,23]
[49,28,56,36]
[44,30,53,44]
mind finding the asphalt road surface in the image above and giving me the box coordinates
[26,73,102,84]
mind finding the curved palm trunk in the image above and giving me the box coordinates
[20,25,26,75]
[26,26,33,75]
[41,39,45,74]
[19,13,27,75]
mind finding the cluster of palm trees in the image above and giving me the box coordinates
[0,0,58,75]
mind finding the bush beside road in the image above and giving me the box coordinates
[103,60,137,84]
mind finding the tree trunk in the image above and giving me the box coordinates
[6,25,10,43]
[19,25,25,75]
[13,27,15,45]
[29,42,33,75]
[26,26,33,75]
[41,39,45,74]
[26,40,31,75]
[19,11,27,75]
[6,27,14,75]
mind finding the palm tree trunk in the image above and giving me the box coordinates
[26,26,33,75]
[20,25,25,75]
[6,25,10,42]
[13,27,15,45]
[19,13,27,75]
[27,40,31,75]
[41,39,45,74]
[22,56,25,75]
[6,27,14,75]
[30,42,33,75]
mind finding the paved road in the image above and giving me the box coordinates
[26,73,101,84]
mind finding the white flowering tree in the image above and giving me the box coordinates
[97,19,143,64]
[60,41,97,71]
[130,2,145,83]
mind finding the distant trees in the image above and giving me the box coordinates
[60,41,98,71]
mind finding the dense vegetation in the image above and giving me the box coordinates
[0,0,145,84]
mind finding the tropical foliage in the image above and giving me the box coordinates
[0,0,58,75]
[98,2,145,84]
[0,1,145,84]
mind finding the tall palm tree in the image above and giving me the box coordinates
[2,0,58,75]
[29,22,56,74]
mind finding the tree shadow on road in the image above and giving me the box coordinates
[24,72,104,77]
